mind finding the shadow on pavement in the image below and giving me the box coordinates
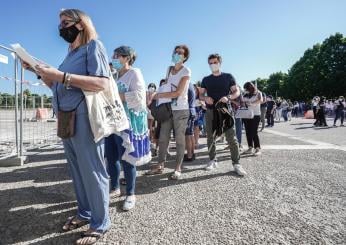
[0,182,78,244]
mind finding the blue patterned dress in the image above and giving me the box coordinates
[116,68,151,165]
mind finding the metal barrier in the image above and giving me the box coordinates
[0,44,59,165]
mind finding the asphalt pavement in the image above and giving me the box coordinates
[0,117,345,245]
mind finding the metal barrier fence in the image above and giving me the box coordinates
[0,44,59,164]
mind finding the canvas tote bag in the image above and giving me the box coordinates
[83,75,129,142]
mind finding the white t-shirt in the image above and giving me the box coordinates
[167,66,191,111]
[117,68,146,111]
[243,92,262,116]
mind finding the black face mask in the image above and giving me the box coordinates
[59,24,80,43]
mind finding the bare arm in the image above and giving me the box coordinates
[35,65,108,92]
[199,87,214,105]
[155,76,189,99]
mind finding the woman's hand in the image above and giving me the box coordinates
[35,65,64,83]
[21,61,36,73]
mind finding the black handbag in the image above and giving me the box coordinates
[149,66,173,123]
[149,100,172,123]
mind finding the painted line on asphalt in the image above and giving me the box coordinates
[264,129,346,152]
[261,145,344,150]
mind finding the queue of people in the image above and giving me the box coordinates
[20,8,323,245]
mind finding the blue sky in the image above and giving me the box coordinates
[0,0,345,95]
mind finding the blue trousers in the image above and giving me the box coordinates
[62,113,110,232]
[235,117,242,145]
[105,134,136,196]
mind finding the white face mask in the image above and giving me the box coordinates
[148,87,155,93]
[209,63,220,73]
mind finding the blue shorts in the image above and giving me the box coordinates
[185,115,195,136]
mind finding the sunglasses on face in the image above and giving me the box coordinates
[59,19,79,29]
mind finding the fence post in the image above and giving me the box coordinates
[20,66,24,157]
[14,55,19,156]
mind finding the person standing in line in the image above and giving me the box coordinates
[146,45,191,180]
[193,84,205,149]
[281,99,289,122]
[333,96,345,127]
[287,99,293,121]
[105,46,151,211]
[241,82,263,155]
[259,92,267,131]
[266,95,276,127]
[312,96,319,119]
[199,53,246,176]
[146,83,157,149]
[23,9,112,244]
[184,82,196,161]
[293,101,299,118]
[275,97,282,122]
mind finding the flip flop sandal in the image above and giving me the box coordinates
[62,216,89,232]
[77,231,107,245]
[145,164,164,175]
[169,171,181,180]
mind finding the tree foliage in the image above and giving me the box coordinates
[257,33,346,101]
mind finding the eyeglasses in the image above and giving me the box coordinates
[174,51,185,55]
[59,19,78,29]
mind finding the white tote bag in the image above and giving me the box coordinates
[83,76,129,142]
[235,107,254,119]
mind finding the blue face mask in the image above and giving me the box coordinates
[112,59,123,70]
[171,53,184,64]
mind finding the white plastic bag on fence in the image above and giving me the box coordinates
[83,76,129,142]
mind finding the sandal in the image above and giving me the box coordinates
[169,171,181,180]
[145,164,164,175]
[62,216,89,232]
[120,178,127,186]
[76,230,107,245]
[110,188,121,197]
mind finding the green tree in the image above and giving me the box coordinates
[266,72,287,98]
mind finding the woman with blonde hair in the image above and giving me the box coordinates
[22,9,112,244]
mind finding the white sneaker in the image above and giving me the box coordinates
[123,195,136,211]
[253,148,261,156]
[205,160,217,171]
[234,164,246,176]
[242,147,253,155]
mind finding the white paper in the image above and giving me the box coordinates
[0,54,8,64]
[10,43,41,71]
[157,83,172,106]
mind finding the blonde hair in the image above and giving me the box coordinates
[59,9,98,46]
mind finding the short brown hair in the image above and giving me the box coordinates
[60,9,98,47]
[173,45,190,63]
[208,53,222,63]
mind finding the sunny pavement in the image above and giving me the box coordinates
[0,117,345,245]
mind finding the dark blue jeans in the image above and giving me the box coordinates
[105,134,136,195]
[334,109,345,125]
[282,109,288,121]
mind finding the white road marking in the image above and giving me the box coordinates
[264,129,346,152]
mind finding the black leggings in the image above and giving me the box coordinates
[243,116,261,148]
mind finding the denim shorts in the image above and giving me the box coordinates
[185,115,196,136]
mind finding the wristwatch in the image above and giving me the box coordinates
[64,73,72,89]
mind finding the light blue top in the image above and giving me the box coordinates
[51,39,109,114]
